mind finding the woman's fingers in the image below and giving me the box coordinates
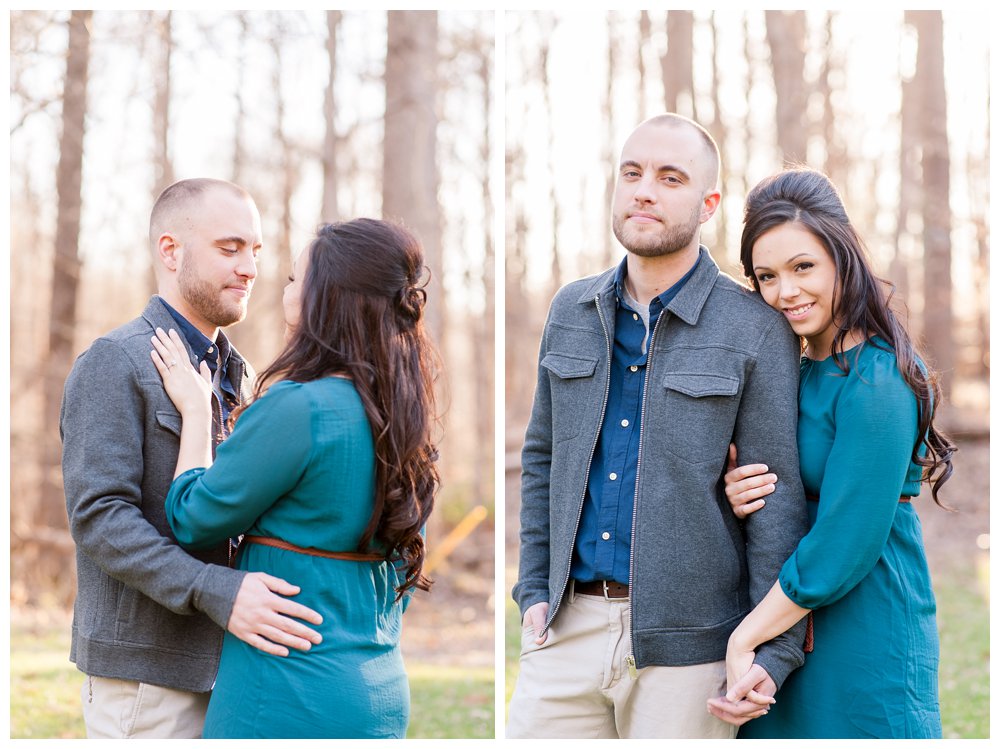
[736,498,767,518]
[149,348,169,378]
[725,471,777,497]
[151,328,185,369]
[726,462,770,483]
[726,472,777,518]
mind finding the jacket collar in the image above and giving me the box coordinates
[141,295,253,399]
[577,246,720,326]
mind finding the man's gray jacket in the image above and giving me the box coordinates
[61,296,252,693]
[512,247,809,688]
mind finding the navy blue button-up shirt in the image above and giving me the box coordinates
[570,256,698,584]
[161,299,241,429]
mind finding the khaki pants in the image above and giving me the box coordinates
[81,675,210,739]
[506,588,737,739]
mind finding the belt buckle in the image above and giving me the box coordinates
[602,580,614,600]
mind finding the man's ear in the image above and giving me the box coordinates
[700,190,722,224]
[157,233,180,272]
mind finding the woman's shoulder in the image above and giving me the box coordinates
[852,338,906,384]
[839,338,916,416]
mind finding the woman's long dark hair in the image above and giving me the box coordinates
[234,218,440,595]
[740,168,955,506]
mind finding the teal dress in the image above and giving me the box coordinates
[165,378,409,739]
[740,340,941,739]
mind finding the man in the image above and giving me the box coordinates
[61,178,323,739]
[508,114,808,738]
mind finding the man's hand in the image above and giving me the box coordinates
[706,664,776,726]
[522,601,549,645]
[226,572,324,657]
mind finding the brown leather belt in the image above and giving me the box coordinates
[805,494,910,504]
[574,579,629,599]
[243,535,384,562]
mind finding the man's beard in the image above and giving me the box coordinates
[612,204,701,258]
[178,261,247,328]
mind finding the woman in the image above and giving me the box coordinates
[149,218,439,738]
[706,169,954,738]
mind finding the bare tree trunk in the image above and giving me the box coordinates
[383,10,443,346]
[504,139,531,423]
[152,11,174,195]
[472,42,494,507]
[637,11,650,123]
[661,10,696,119]
[818,13,847,190]
[149,10,174,295]
[764,10,808,165]
[232,12,250,185]
[890,74,919,310]
[603,12,619,269]
[740,13,754,203]
[538,22,562,300]
[970,87,990,377]
[42,9,91,536]
[268,16,295,289]
[707,12,730,268]
[321,10,341,223]
[909,10,954,397]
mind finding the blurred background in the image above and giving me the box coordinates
[503,10,988,738]
[9,10,493,738]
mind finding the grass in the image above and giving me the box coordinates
[407,663,494,739]
[502,565,989,738]
[9,624,493,739]
[935,562,990,739]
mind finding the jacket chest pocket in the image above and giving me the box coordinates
[155,410,182,438]
[542,352,600,444]
[658,372,740,464]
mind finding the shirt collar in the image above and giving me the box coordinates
[614,254,699,312]
[158,297,230,368]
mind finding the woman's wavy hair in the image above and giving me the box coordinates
[234,218,440,595]
[739,168,955,506]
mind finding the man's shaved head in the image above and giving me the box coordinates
[630,113,720,191]
[149,178,253,250]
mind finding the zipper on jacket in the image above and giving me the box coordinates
[626,310,668,674]
[543,294,614,636]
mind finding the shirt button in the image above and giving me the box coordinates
[601,532,611,541]
[207,346,214,353]
[609,472,617,481]
[621,419,629,427]
[632,313,638,321]
[629,365,638,372]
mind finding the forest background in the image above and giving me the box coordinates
[503,10,988,739]
[9,10,494,739]
[5,8,992,741]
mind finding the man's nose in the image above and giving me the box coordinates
[632,174,656,204]
[237,251,257,280]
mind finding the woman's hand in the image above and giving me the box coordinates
[724,443,777,519]
[705,631,776,725]
[150,328,212,420]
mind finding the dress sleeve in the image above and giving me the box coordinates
[165,381,313,550]
[779,351,919,609]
